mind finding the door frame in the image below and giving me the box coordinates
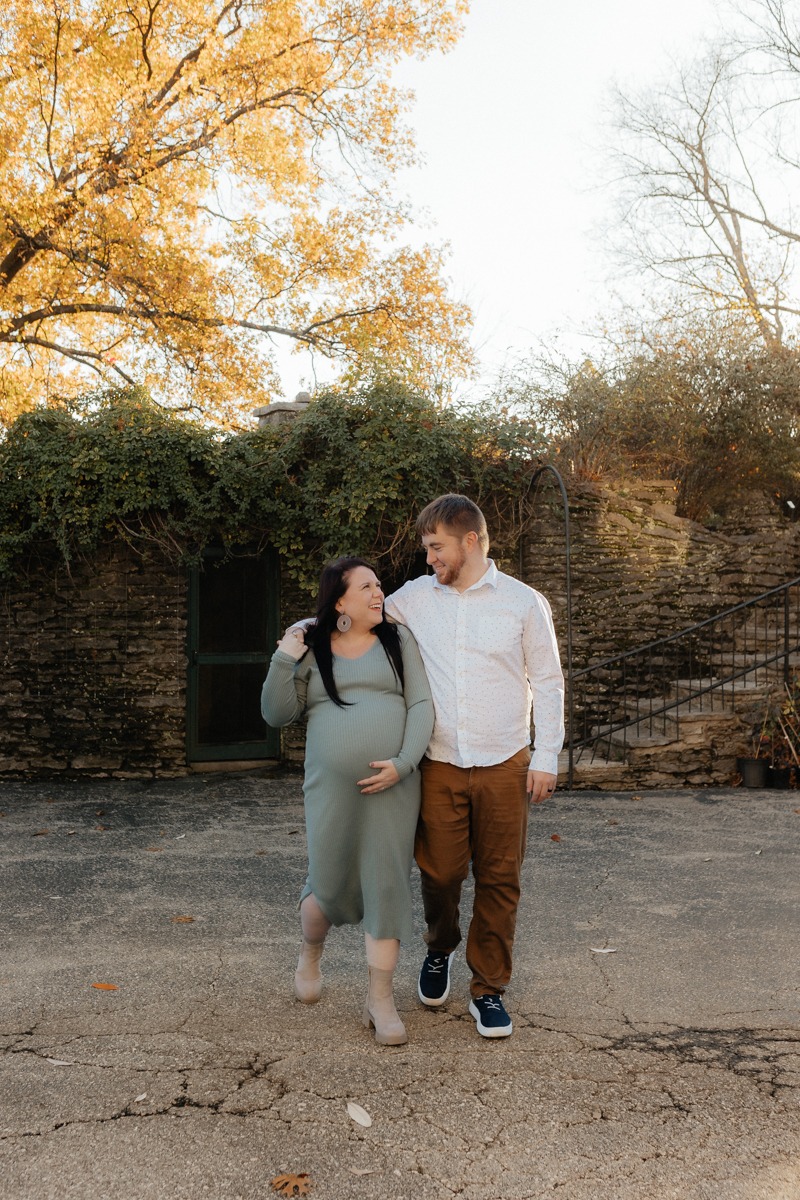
[185,548,281,762]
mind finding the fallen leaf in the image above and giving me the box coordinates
[607,819,619,825]
[755,849,762,855]
[171,915,194,924]
[349,1168,377,1176]
[589,947,618,954]
[134,1092,147,1102]
[346,1101,373,1127]
[145,846,163,852]
[175,834,186,840]
[91,982,119,991]
[550,833,561,842]
[95,824,110,831]
[255,850,268,856]
[95,810,105,816]
[32,829,50,837]
[67,830,77,836]
[794,808,800,814]
[46,1058,73,1066]
[631,795,642,801]
[270,1173,313,1197]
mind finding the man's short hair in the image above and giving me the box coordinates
[416,494,490,553]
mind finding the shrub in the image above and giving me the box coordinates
[502,323,800,521]
[0,381,547,590]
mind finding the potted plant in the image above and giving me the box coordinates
[765,677,800,788]
[736,709,770,787]
[740,678,800,788]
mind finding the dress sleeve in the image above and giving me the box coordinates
[261,649,310,728]
[390,626,435,781]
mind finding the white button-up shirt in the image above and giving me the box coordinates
[385,561,564,775]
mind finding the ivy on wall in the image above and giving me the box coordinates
[0,382,546,592]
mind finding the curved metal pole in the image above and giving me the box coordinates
[524,465,574,789]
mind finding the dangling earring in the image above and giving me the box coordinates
[336,612,351,633]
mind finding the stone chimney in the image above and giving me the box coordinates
[254,391,312,428]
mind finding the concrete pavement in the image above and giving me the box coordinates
[0,772,798,1200]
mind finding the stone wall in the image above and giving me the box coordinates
[521,479,800,669]
[0,545,188,778]
[2,479,798,781]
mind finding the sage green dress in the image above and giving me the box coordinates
[261,625,434,943]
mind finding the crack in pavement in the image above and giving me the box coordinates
[601,1023,800,1093]
[2,1030,799,1200]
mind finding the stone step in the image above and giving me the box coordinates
[670,677,774,700]
[557,750,633,791]
[589,710,745,758]
[564,653,793,787]
[725,631,800,651]
[706,652,800,670]
[579,685,770,731]
[580,727,673,763]
[558,745,739,790]
[646,699,765,729]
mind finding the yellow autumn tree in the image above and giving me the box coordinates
[0,0,472,427]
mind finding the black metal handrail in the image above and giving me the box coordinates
[567,575,800,786]
[524,465,574,779]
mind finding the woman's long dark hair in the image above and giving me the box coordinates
[304,557,404,708]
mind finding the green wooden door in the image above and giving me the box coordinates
[186,552,280,762]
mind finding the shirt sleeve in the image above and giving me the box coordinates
[261,649,309,728]
[390,626,435,781]
[287,615,315,633]
[384,589,406,626]
[522,594,565,776]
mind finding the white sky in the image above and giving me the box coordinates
[278,0,726,401]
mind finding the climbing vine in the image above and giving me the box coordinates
[0,382,546,592]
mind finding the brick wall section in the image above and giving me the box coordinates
[0,544,188,778]
[521,479,800,668]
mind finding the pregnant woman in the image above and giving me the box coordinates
[261,557,434,1046]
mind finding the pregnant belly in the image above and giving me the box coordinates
[306,695,406,777]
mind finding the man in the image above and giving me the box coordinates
[383,494,564,1039]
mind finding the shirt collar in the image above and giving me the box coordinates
[432,559,498,594]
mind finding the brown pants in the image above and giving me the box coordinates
[415,748,531,998]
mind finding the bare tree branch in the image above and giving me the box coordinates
[609,2,800,343]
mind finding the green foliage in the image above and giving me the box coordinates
[0,382,546,590]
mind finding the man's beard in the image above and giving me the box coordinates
[435,548,467,587]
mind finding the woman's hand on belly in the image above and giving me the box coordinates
[357,760,401,794]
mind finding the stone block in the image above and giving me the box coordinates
[0,758,28,772]
[70,755,124,770]
[135,695,183,709]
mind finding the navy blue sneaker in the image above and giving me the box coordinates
[417,951,453,1006]
[468,994,512,1038]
